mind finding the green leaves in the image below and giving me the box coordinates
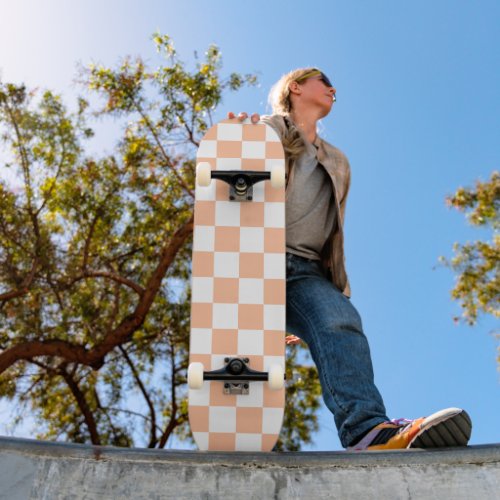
[443,171,499,328]
[447,171,500,229]
[152,32,176,59]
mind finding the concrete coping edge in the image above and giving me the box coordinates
[1,436,500,469]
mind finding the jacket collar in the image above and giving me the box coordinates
[314,136,338,178]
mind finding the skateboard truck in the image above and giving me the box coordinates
[213,171,270,201]
[188,357,285,394]
[196,163,286,202]
[211,357,267,395]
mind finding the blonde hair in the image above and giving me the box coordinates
[268,67,318,115]
[268,67,319,164]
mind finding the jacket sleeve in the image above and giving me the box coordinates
[338,155,351,227]
[340,155,351,297]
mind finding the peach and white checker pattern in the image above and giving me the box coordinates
[189,119,286,452]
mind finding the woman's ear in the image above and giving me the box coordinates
[288,81,301,96]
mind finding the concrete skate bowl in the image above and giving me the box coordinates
[1,436,499,499]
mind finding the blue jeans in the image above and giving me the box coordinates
[286,253,388,448]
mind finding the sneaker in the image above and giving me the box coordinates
[348,408,472,451]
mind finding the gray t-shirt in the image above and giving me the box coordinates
[286,141,337,260]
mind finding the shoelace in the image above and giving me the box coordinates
[390,417,415,426]
[387,418,417,435]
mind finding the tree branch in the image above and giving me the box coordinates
[130,94,194,198]
[82,208,102,271]
[0,215,193,374]
[35,144,67,217]
[0,217,32,256]
[58,366,101,445]
[3,101,43,249]
[83,270,145,296]
[0,257,39,302]
[158,336,179,448]
[119,345,157,447]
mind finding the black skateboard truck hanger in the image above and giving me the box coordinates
[202,357,285,395]
[203,357,270,382]
[211,170,271,201]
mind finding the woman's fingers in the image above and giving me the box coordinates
[226,112,260,123]
[285,335,302,345]
[250,113,260,123]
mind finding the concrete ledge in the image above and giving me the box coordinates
[1,436,499,499]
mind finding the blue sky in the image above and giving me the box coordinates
[0,0,498,450]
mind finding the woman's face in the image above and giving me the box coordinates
[295,74,336,117]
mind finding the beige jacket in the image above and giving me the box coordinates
[262,114,352,297]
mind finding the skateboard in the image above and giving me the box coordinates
[188,118,286,452]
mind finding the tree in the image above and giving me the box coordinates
[0,34,322,450]
[443,171,499,348]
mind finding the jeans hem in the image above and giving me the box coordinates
[342,416,389,448]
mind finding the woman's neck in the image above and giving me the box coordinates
[289,109,319,143]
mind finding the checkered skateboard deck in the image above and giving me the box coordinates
[188,118,286,452]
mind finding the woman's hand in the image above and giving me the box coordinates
[227,111,260,123]
[285,335,302,346]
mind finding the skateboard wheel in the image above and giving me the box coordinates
[268,364,284,390]
[196,162,212,187]
[270,164,285,189]
[188,362,204,390]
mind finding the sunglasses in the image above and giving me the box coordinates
[295,69,336,103]
[296,70,334,89]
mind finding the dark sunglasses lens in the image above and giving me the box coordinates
[320,73,333,87]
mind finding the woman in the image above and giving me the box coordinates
[228,68,471,450]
